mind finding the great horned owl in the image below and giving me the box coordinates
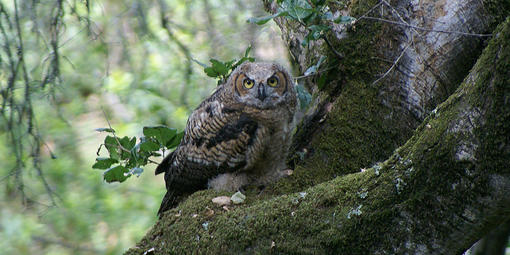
[155,62,297,216]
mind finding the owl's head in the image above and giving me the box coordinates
[227,62,294,109]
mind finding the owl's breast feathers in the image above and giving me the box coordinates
[155,98,274,215]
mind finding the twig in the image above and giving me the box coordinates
[356,0,491,37]
[356,0,384,21]
[322,36,344,59]
[294,66,336,79]
[0,168,17,182]
[359,16,492,37]
[101,108,132,155]
[13,0,30,206]
[148,158,160,165]
[383,1,417,33]
[85,0,91,35]
[372,41,411,85]
[158,0,193,109]
[30,122,60,206]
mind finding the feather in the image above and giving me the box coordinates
[155,62,297,217]
[155,99,263,216]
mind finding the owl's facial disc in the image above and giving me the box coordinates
[232,65,291,109]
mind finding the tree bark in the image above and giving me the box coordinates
[125,1,510,254]
[470,219,510,255]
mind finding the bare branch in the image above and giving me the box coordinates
[158,0,193,109]
[372,41,411,85]
[359,16,492,37]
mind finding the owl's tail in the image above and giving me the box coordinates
[157,189,184,217]
[156,151,181,217]
[155,151,175,175]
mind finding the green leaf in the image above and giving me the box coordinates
[117,136,135,159]
[118,136,136,151]
[166,131,184,149]
[210,59,229,76]
[95,128,115,133]
[322,11,333,20]
[103,165,130,183]
[302,25,329,46]
[143,126,177,146]
[334,15,356,24]
[281,0,313,21]
[224,59,236,70]
[244,45,252,58]
[143,126,161,141]
[104,136,120,160]
[191,58,208,68]
[140,140,160,152]
[159,127,178,145]
[296,83,312,110]
[247,11,288,25]
[304,55,326,76]
[104,135,116,146]
[204,66,219,77]
[232,56,255,70]
[92,157,119,169]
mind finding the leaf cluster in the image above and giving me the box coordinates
[93,46,256,183]
[248,0,353,90]
[93,126,183,183]
[194,46,255,85]
[248,0,355,46]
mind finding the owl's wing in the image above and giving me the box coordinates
[155,99,263,215]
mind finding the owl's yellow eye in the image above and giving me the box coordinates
[267,76,278,87]
[243,79,254,89]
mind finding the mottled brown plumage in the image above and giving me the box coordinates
[155,62,297,216]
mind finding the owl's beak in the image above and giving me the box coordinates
[257,83,267,101]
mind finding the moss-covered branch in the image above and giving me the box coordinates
[126,18,510,255]
[275,0,508,190]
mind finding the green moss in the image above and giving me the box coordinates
[484,0,510,29]
[269,0,413,195]
[271,79,413,196]
[474,17,510,174]
[126,168,400,254]
[126,8,510,255]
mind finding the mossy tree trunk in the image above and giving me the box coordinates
[470,220,510,255]
[126,1,510,254]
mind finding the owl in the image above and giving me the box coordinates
[155,62,297,216]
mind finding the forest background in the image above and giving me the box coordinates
[0,0,290,254]
[1,0,510,254]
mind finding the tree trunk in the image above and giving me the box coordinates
[470,219,510,255]
[125,1,510,254]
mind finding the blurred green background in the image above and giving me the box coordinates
[0,0,288,254]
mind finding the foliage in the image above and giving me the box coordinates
[248,0,356,46]
[194,45,255,84]
[249,0,355,90]
[93,126,183,183]
[92,44,258,183]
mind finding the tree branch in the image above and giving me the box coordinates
[125,17,510,255]
[158,0,193,109]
